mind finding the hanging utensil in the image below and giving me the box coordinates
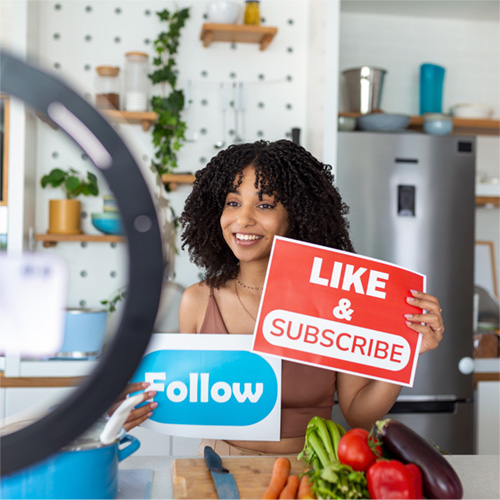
[233,81,242,143]
[239,81,246,142]
[214,82,227,149]
[99,393,145,445]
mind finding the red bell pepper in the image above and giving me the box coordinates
[367,460,423,499]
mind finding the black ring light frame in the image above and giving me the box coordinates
[0,51,165,475]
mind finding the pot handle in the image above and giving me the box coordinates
[117,434,141,462]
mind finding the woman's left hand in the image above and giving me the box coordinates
[108,382,158,431]
[405,290,444,354]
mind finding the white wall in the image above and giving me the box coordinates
[338,11,500,117]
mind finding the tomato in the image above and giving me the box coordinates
[337,428,379,471]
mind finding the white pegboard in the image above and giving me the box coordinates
[32,0,311,318]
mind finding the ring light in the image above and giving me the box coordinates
[0,51,165,475]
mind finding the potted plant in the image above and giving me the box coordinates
[40,167,99,234]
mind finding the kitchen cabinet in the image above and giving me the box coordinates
[2,387,73,420]
[475,380,500,455]
[199,23,278,51]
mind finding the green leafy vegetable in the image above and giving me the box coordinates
[299,417,367,499]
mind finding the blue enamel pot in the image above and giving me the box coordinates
[1,427,140,499]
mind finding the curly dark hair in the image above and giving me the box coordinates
[179,139,354,287]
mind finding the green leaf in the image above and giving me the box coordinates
[65,176,81,192]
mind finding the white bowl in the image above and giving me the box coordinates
[449,103,494,119]
[206,1,240,24]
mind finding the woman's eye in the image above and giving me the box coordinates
[259,203,275,209]
[226,200,239,207]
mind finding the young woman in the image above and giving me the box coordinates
[178,140,444,456]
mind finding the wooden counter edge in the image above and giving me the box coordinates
[473,371,500,389]
[0,373,83,388]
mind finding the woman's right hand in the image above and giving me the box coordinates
[108,382,158,432]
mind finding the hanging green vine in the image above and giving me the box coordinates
[149,7,191,175]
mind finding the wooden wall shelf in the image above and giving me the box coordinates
[476,196,500,207]
[200,23,278,51]
[161,173,196,190]
[102,110,157,131]
[338,112,500,136]
[35,233,124,247]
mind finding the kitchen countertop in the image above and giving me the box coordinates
[121,454,500,499]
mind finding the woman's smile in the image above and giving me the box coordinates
[234,232,264,245]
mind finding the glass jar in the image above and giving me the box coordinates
[124,51,149,112]
[244,1,260,25]
[95,66,120,110]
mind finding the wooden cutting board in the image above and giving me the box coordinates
[172,455,307,499]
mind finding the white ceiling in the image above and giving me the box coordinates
[340,0,500,22]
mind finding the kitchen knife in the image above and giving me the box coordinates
[204,446,240,499]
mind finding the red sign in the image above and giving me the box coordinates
[252,237,426,386]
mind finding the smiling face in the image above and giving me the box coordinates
[220,166,290,266]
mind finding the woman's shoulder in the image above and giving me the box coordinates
[181,280,211,305]
[179,281,211,333]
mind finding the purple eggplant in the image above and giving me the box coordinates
[372,418,463,499]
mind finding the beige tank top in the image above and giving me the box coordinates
[199,287,336,438]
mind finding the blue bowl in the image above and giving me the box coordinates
[91,213,123,235]
[423,115,453,135]
[357,113,411,132]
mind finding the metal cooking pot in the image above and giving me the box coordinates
[53,308,108,359]
[0,418,140,499]
[342,66,387,114]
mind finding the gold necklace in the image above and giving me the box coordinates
[234,280,258,321]
[236,278,263,291]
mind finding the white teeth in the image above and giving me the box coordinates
[236,233,262,241]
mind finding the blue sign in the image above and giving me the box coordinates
[132,348,279,426]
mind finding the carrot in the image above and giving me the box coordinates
[297,474,315,499]
[262,457,291,499]
[279,474,300,499]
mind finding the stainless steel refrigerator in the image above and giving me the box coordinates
[333,131,476,454]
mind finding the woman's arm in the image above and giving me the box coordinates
[337,290,444,429]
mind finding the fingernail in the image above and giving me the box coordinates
[147,391,157,398]
[407,297,415,303]
[404,314,413,319]
[150,402,158,409]
[410,289,419,296]
[141,382,150,388]
[406,321,412,326]
[147,412,153,417]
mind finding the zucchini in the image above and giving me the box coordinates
[372,418,463,499]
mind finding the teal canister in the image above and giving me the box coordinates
[419,63,446,115]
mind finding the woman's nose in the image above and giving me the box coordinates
[237,205,255,226]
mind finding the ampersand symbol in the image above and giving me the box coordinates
[333,298,354,321]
